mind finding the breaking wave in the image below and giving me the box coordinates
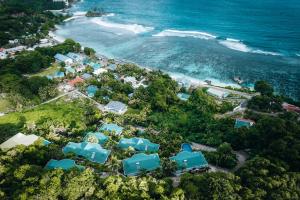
[153,29,217,40]
[91,18,154,34]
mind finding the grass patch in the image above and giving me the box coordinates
[31,64,59,77]
[0,98,12,113]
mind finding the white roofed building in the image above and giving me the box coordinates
[104,101,128,115]
[207,88,229,99]
[93,68,108,75]
[0,133,39,151]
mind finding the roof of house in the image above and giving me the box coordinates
[177,93,190,101]
[63,142,111,164]
[84,132,108,144]
[99,123,123,135]
[105,101,127,114]
[88,62,101,70]
[235,118,255,128]
[122,153,161,176]
[68,76,84,86]
[107,64,117,70]
[0,133,39,150]
[282,103,300,113]
[66,52,84,61]
[118,137,160,152]
[53,71,65,78]
[54,53,72,62]
[82,73,92,79]
[86,85,98,97]
[45,159,84,170]
[170,151,208,173]
[207,88,229,98]
[65,66,76,74]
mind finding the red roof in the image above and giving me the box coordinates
[68,76,84,86]
[282,103,300,113]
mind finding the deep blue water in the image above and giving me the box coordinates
[55,0,300,99]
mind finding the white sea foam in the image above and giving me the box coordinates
[49,31,65,43]
[153,29,217,40]
[105,13,115,17]
[73,11,87,16]
[296,53,300,57]
[218,39,251,53]
[91,18,154,34]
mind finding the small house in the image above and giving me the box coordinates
[282,103,300,114]
[234,118,255,128]
[104,101,128,114]
[45,159,84,170]
[63,142,111,164]
[54,53,73,65]
[99,123,123,135]
[66,52,85,62]
[122,153,161,176]
[170,151,208,175]
[0,133,39,150]
[118,137,160,152]
[207,88,229,99]
[93,68,108,75]
[84,132,108,144]
[65,66,76,74]
[177,93,190,101]
[68,76,84,87]
[82,73,92,80]
[86,85,98,97]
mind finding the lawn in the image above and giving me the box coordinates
[31,63,59,77]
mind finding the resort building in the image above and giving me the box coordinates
[122,153,161,176]
[93,68,108,76]
[82,73,92,80]
[68,76,84,87]
[170,151,208,175]
[234,118,255,128]
[118,137,160,152]
[282,102,300,114]
[66,52,85,62]
[63,142,111,164]
[45,159,84,170]
[88,62,101,71]
[0,133,39,151]
[104,101,128,114]
[54,53,73,65]
[107,63,117,71]
[86,85,98,97]
[84,132,108,145]
[99,123,123,135]
[207,88,229,99]
[65,66,76,74]
[177,93,190,101]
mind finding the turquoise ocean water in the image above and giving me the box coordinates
[54,0,300,99]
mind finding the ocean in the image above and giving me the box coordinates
[54,0,300,99]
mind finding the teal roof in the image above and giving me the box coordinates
[234,118,254,128]
[43,139,51,146]
[88,62,101,70]
[122,153,160,176]
[65,66,76,74]
[63,142,111,164]
[177,93,190,101]
[84,132,108,144]
[99,123,123,135]
[45,159,84,170]
[53,71,65,78]
[86,85,98,97]
[118,137,159,152]
[170,151,208,174]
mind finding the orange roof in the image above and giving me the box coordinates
[68,76,84,86]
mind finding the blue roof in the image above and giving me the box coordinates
[82,73,92,80]
[170,151,208,174]
[105,101,127,114]
[54,53,71,62]
[107,64,117,70]
[45,159,84,170]
[177,93,190,101]
[43,139,51,146]
[99,123,123,135]
[53,71,65,78]
[88,62,101,70]
[65,66,76,74]
[122,153,161,176]
[234,118,254,128]
[181,143,193,152]
[84,132,108,144]
[118,137,160,152]
[66,52,83,61]
[63,142,111,164]
[86,85,98,97]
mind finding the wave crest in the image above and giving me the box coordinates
[153,29,217,40]
[91,18,154,34]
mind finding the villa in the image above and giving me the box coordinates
[66,52,85,62]
[170,151,208,175]
[99,123,123,135]
[84,132,108,144]
[82,73,92,80]
[118,137,160,152]
[45,159,84,170]
[93,68,108,76]
[88,62,101,70]
[107,63,117,71]
[68,76,84,87]
[63,142,111,164]
[65,66,76,74]
[54,53,73,65]
[104,101,128,114]
[234,118,255,128]
[0,133,40,151]
[207,88,229,99]
[86,85,98,97]
[282,102,300,114]
[177,93,190,101]
[122,153,161,176]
